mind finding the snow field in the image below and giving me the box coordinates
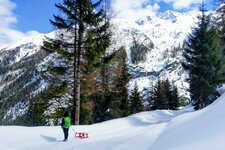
[0,105,194,150]
[2,93,225,150]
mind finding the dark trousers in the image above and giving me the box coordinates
[63,128,69,140]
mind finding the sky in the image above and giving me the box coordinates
[13,0,63,33]
[0,0,215,46]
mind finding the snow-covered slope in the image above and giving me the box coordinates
[150,91,225,150]
[1,93,225,150]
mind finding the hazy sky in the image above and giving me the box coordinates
[0,0,215,46]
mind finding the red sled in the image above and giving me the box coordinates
[75,132,89,139]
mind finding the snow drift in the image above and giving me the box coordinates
[150,92,225,150]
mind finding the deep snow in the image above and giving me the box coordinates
[2,93,225,150]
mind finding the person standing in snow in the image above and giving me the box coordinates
[61,111,71,141]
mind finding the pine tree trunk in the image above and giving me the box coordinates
[73,23,77,125]
[75,60,81,125]
[101,58,109,112]
[74,43,81,125]
[74,2,83,125]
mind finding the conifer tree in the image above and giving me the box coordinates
[130,82,144,114]
[162,79,171,109]
[146,81,154,110]
[43,0,111,125]
[118,48,130,117]
[91,47,130,122]
[151,79,164,110]
[111,47,130,117]
[182,4,225,109]
[150,79,179,110]
[169,85,179,110]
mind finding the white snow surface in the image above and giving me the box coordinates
[2,93,225,150]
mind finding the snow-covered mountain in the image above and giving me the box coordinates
[0,32,56,123]
[0,10,201,124]
[111,10,200,97]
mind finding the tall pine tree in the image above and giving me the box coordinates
[182,4,225,109]
[111,47,130,117]
[91,47,130,122]
[43,0,111,125]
